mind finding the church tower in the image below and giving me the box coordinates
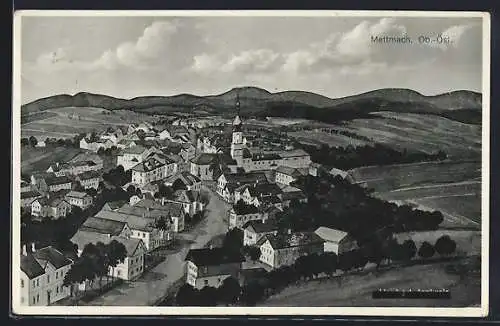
[231,92,244,166]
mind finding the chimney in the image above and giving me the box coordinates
[209,244,213,250]
[31,242,36,253]
[22,244,27,256]
[162,197,165,205]
[287,229,292,235]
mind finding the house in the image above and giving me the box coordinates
[158,125,190,141]
[131,157,167,188]
[80,137,113,152]
[161,143,196,162]
[216,172,269,202]
[172,190,204,216]
[314,227,357,255]
[228,201,267,230]
[20,244,73,306]
[240,183,283,208]
[70,230,146,281]
[21,180,32,192]
[31,196,72,220]
[69,153,104,170]
[65,191,93,210]
[101,200,128,212]
[257,231,324,269]
[185,247,245,289]
[117,139,138,149]
[21,191,42,208]
[189,153,219,181]
[35,140,46,148]
[242,220,279,246]
[119,199,185,233]
[76,170,101,190]
[46,163,70,177]
[274,166,310,186]
[165,171,202,192]
[45,175,72,193]
[30,173,52,193]
[68,160,101,176]
[94,209,173,251]
[117,145,157,171]
[100,128,124,144]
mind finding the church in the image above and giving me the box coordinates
[229,94,312,172]
[189,93,312,181]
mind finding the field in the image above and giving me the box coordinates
[349,161,482,227]
[261,258,480,307]
[21,147,84,176]
[21,107,157,141]
[287,112,481,160]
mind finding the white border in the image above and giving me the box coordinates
[11,10,491,317]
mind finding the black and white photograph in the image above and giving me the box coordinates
[11,10,490,317]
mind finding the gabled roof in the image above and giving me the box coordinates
[129,199,184,216]
[33,196,70,208]
[65,191,91,199]
[278,149,310,158]
[45,175,72,186]
[243,220,278,234]
[95,210,157,232]
[186,247,245,266]
[275,166,309,178]
[21,246,72,279]
[167,171,201,186]
[131,157,164,172]
[77,170,101,180]
[103,200,128,211]
[70,230,143,257]
[314,227,349,243]
[80,217,126,236]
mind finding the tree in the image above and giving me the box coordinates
[401,239,417,261]
[63,258,87,297]
[222,228,243,254]
[97,147,105,155]
[241,281,265,306]
[81,243,106,290]
[418,241,435,259]
[126,185,136,195]
[94,242,111,289]
[29,136,38,147]
[218,277,241,305]
[248,246,261,261]
[198,286,218,306]
[21,138,29,146]
[321,252,338,276]
[176,283,198,306]
[435,235,457,256]
[107,240,128,280]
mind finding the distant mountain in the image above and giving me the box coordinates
[21,87,482,124]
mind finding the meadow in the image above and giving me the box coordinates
[21,107,157,140]
[349,161,482,227]
[21,147,84,175]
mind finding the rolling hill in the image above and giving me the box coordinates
[21,87,482,125]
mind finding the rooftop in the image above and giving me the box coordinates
[80,217,127,236]
[65,191,91,199]
[190,153,218,165]
[314,226,349,243]
[186,247,245,266]
[21,190,41,199]
[21,246,72,279]
[70,231,143,257]
[243,220,279,234]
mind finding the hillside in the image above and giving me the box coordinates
[21,87,482,125]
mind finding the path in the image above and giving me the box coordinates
[83,186,230,306]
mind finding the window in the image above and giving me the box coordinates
[56,286,59,294]
[36,294,39,303]
[21,280,24,288]
[33,297,36,305]
[32,280,35,288]
[204,280,209,286]
[47,275,50,283]
[36,279,39,286]
[117,270,121,276]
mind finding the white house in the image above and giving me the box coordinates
[117,145,157,171]
[65,191,93,210]
[314,226,357,255]
[76,171,101,190]
[20,244,73,306]
[31,196,72,220]
[189,154,218,181]
[242,220,279,246]
[45,175,73,193]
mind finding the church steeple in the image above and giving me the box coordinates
[232,91,242,130]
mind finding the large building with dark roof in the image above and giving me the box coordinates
[20,244,73,306]
[185,247,245,289]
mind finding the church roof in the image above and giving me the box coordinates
[233,115,242,126]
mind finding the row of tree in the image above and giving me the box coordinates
[298,143,447,170]
[63,240,128,297]
[103,165,132,187]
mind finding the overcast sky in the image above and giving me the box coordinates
[19,14,483,104]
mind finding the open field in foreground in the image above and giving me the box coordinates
[261,257,481,307]
[21,107,156,140]
[349,161,482,227]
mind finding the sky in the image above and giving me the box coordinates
[19,14,484,104]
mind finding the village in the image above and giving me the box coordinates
[19,95,360,307]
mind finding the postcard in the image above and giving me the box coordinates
[11,10,490,317]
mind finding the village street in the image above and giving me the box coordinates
[84,186,230,306]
